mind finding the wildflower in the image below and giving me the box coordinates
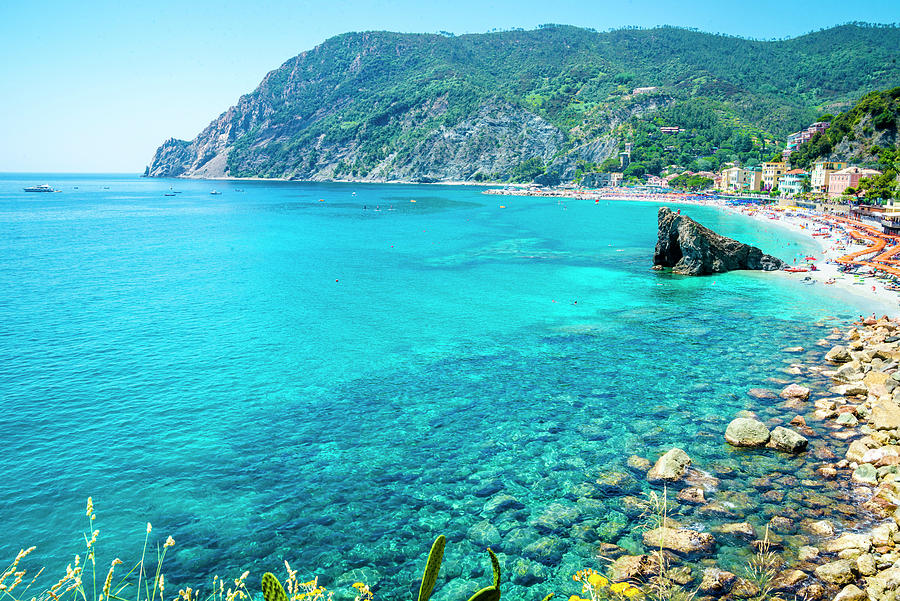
[610,583,630,595]
[165,536,175,548]
[147,522,153,534]
[587,574,609,588]
[86,498,93,517]
[622,587,642,598]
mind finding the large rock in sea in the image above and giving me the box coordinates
[725,418,771,447]
[653,207,785,275]
[646,448,692,483]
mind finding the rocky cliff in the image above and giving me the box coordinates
[653,207,785,275]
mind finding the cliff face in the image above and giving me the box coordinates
[653,207,785,275]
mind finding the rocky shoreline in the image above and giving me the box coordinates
[603,316,900,601]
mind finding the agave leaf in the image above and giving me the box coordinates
[488,548,500,589]
[467,586,501,601]
[418,535,446,601]
[261,573,288,601]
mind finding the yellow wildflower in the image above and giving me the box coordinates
[610,582,630,595]
[587,574,609,588]
[623,587,642,598]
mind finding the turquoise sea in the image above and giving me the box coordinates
[0,174,889,599]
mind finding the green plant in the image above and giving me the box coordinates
[417,536,445,601]
[743,527,777,601]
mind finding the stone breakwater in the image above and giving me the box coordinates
[604,317,900,601]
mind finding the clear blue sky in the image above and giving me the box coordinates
[1,0,898,173]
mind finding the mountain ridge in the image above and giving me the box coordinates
[146,23,900,183]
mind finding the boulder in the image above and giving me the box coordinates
[676,487,706,505]
[698,568,736,594]
[771,569,808,591]
[646,448,692,483]
[865,566,900,601]
[781,384,811,400]
[642,527,716,555]
[725,418,771,447]
[813,559,856,585]
[826,346,852,363]
[768,426,808,452]
[872,399,900,430]
[822,533,873,554]
[608,555,657,582]
[852,463,878,485]
[652,207,785,275]
[833,584,867,601]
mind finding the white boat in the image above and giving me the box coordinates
[210,190,222,195]
[23,184,55,192]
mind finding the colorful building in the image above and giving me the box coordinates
[717,166,762,193]
[779,169,809,197]
[810,160,848,193]
[761,162,786,191]
[828,166,882,197]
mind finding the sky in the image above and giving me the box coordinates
[1,0,899,173]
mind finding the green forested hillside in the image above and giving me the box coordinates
[146,23,900,182]
[788,87,900,169]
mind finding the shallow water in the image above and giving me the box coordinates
[0,175,887,599]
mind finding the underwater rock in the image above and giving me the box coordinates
[642,527,716,555]
[522,536,566,564]
[725,418,771,447]
[814,559,857,585]
[531,503,580,533]
[713,522,755,539]
[730,577,761,599]
[748,388,778,400]
[595,470,638,494]
[467,520,501,548]
[608,555,658,581]
[698,568,736,595]
[768,426,809,453]
[646,448,692,483]
[509,558,548,586]
[799,546,820,561]
[483,494,525,515]
[781,384,811,400]
[626,455,651,473]
[676,487,706,505]
[652,207,785,275]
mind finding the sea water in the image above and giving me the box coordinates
[0,174,889,599]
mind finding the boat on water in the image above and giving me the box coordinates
[784,267,809,273]
[210,190,221,195]
[23,184,55,193]
[164,193,176,197]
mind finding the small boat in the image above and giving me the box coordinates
[164,193,176,197]
[784,267,809,273]
[210,190,221,195]
[23,184,55,192]
[804,256,817,261]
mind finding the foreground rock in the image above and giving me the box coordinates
[652,207,785,275]
[642,527,716,555]
[646,448,692,483]
[767,426,808,453]
[725,418,771,447]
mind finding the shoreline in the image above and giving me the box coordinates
[484,185,898,315]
